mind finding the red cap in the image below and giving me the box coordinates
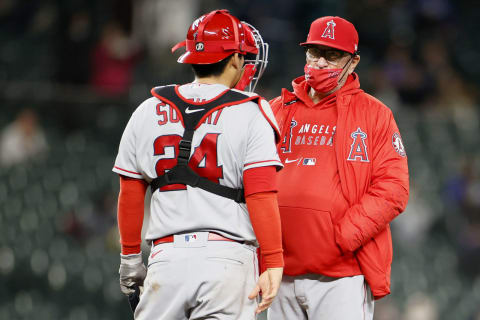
[300,16,359,54]
[172,9,258,64]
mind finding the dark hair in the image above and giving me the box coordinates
[191,54,234,78]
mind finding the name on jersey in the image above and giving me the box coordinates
[156,103,223,126]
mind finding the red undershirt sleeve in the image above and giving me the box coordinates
[243,166,278,196]
[117,175,148,255]
[244,166,284,269]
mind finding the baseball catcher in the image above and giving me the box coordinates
[113,9,284,319]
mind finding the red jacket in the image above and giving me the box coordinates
[270,74,409,299]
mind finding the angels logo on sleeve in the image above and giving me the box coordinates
[392,132,406,157]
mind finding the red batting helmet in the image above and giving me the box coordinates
[172,9,259,64]
[300,16,359,54]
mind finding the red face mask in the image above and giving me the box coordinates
[234,64,256,91]
[304,64,342,93]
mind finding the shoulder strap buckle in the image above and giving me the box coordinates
[178,139,192,164]
[179,139,192,151]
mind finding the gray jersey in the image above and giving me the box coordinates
[113,83,282,242]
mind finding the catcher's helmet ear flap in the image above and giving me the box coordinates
[172,9,259,65]
[235,22,269,92]
[234,64,256,91]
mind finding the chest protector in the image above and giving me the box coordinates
[150,85,261,203]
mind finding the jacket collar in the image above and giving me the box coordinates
[286,73,363,108]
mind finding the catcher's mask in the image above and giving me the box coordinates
[172,9,268,92]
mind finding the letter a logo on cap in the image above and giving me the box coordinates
[321,20,336,39]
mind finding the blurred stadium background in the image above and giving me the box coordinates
[1,0,479,319]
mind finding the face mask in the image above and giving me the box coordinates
[234,64,256,91]
[304,64,342,93]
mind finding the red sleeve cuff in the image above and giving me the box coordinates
[260,250,284,269]
[243,166,277,196]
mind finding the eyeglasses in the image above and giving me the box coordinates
[305,47,350,65]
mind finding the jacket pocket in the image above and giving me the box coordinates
[207,257,244,265]
[280,206,344,271]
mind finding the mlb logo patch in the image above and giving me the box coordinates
[174,232,206,247]
[303,158,316,166]
[185,234,198,242]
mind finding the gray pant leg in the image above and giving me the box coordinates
[190,243,258,320]
[267,274,374,320]
[135,242,259,320]
[305,274,374,320]
[267,275,307,320]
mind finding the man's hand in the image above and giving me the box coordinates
[119,253,147,296]
[248,267,283,314]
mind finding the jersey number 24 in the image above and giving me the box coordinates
[153,133,223,191]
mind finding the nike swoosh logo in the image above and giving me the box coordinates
[185,107,205,114]
[151,249,163,258]
[285,158,298,163]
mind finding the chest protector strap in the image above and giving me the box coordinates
[150,85,260,203]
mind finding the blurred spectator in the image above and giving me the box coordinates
[61,210,86,242]
[132,0,197,57]
[369,65,402,112]
[392,184,436,248]
[83,191,117,237]
[445,157,480,276]
[382,43,433,106]
[420,38,450,77]
[0,108,48,167]
[444,157,475,209]
[61,190,118,249]
[435,69,479,140]
[374,297,401,320]
[402,292,439,320]
[89,21,142,96]
[130,0,198,84]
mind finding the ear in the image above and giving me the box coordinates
[231,53,244,70]
[348,55,360,74]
